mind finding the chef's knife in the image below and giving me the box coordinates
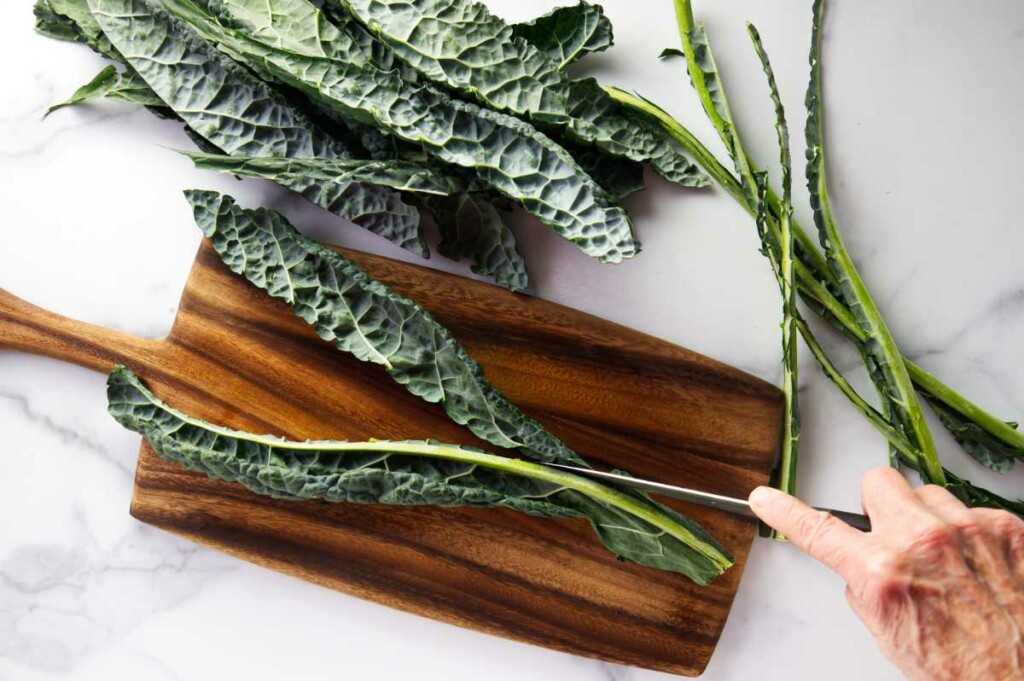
[544,463,872,532]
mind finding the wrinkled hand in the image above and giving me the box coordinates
[750,468,1024,681]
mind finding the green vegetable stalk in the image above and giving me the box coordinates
[804,0,942,484]
[609,2,1024,483]
[747,23,800,526]
[108,365,733,583]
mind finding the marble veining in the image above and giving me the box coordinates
[2,0,1023,679]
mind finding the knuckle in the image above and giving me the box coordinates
[1010,529,1024,564]
[916,484,948,503]
[864,549,904,580]
[991,511,1024,537]
[871,575,907,602]
[952,512,986,537]
[904,520,956,555]
[917,483,944,495]
[860,550,908,602]
[862,467,892,489]
[967,509,1024,540]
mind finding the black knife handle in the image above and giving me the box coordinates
[818,507,872,532]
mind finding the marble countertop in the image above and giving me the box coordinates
[3,0,1023,679]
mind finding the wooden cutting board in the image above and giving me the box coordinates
[0,241,782,676]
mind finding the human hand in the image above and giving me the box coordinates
[750,467,1024,681]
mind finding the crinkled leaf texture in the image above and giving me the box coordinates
[327,0,705,186]
[566,141,646,201]
[183,152,533,290]
[423,193,528,292]
[928,399,1017,473]
[331,0,569,121]
[159,0,639,263]
[82,0,427,255]
[35,0,85,40]
[108,365,731,582]
[37,0,529,288]
[510,2,613,70]
[186,189,580,463]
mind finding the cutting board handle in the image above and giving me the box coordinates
[0,287,161,374]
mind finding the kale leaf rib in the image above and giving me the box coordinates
[108,365,733,582]
[608,56,1024,472]
[748,23,800,504]
[805,0,943,484]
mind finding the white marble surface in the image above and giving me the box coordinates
[2,1,1023,679]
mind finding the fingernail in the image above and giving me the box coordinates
[748,486,776,509]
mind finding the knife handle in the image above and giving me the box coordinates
[819,507,872,532]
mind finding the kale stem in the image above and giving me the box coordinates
[116,365,735,571]
[748,21,800,524]
[606,86,837,291]
[805,0,943,484]
[795,319,923,467]
[607,82,1023,465]
[765,189,835,286]
[905,361,1024,452]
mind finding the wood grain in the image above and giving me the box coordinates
[0,241,782,675]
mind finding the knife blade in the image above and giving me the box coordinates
[544,463,872,532]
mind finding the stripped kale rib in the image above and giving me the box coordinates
[609,87,1024,471]
[152,0,639,264]
[510,2,614,70]
[663,1,833,277]
[669,1,758,204]
[326,0,706,186]
[805,0,942,484]
[185,189,578,463]
[912,366,1024,468]
[565,78,710,187]
[748,24,800,505]
[928,401,1017,473]
[108,365,732,582]
[943,469,1024,517]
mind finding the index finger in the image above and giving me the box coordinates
[749,486,867,582]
